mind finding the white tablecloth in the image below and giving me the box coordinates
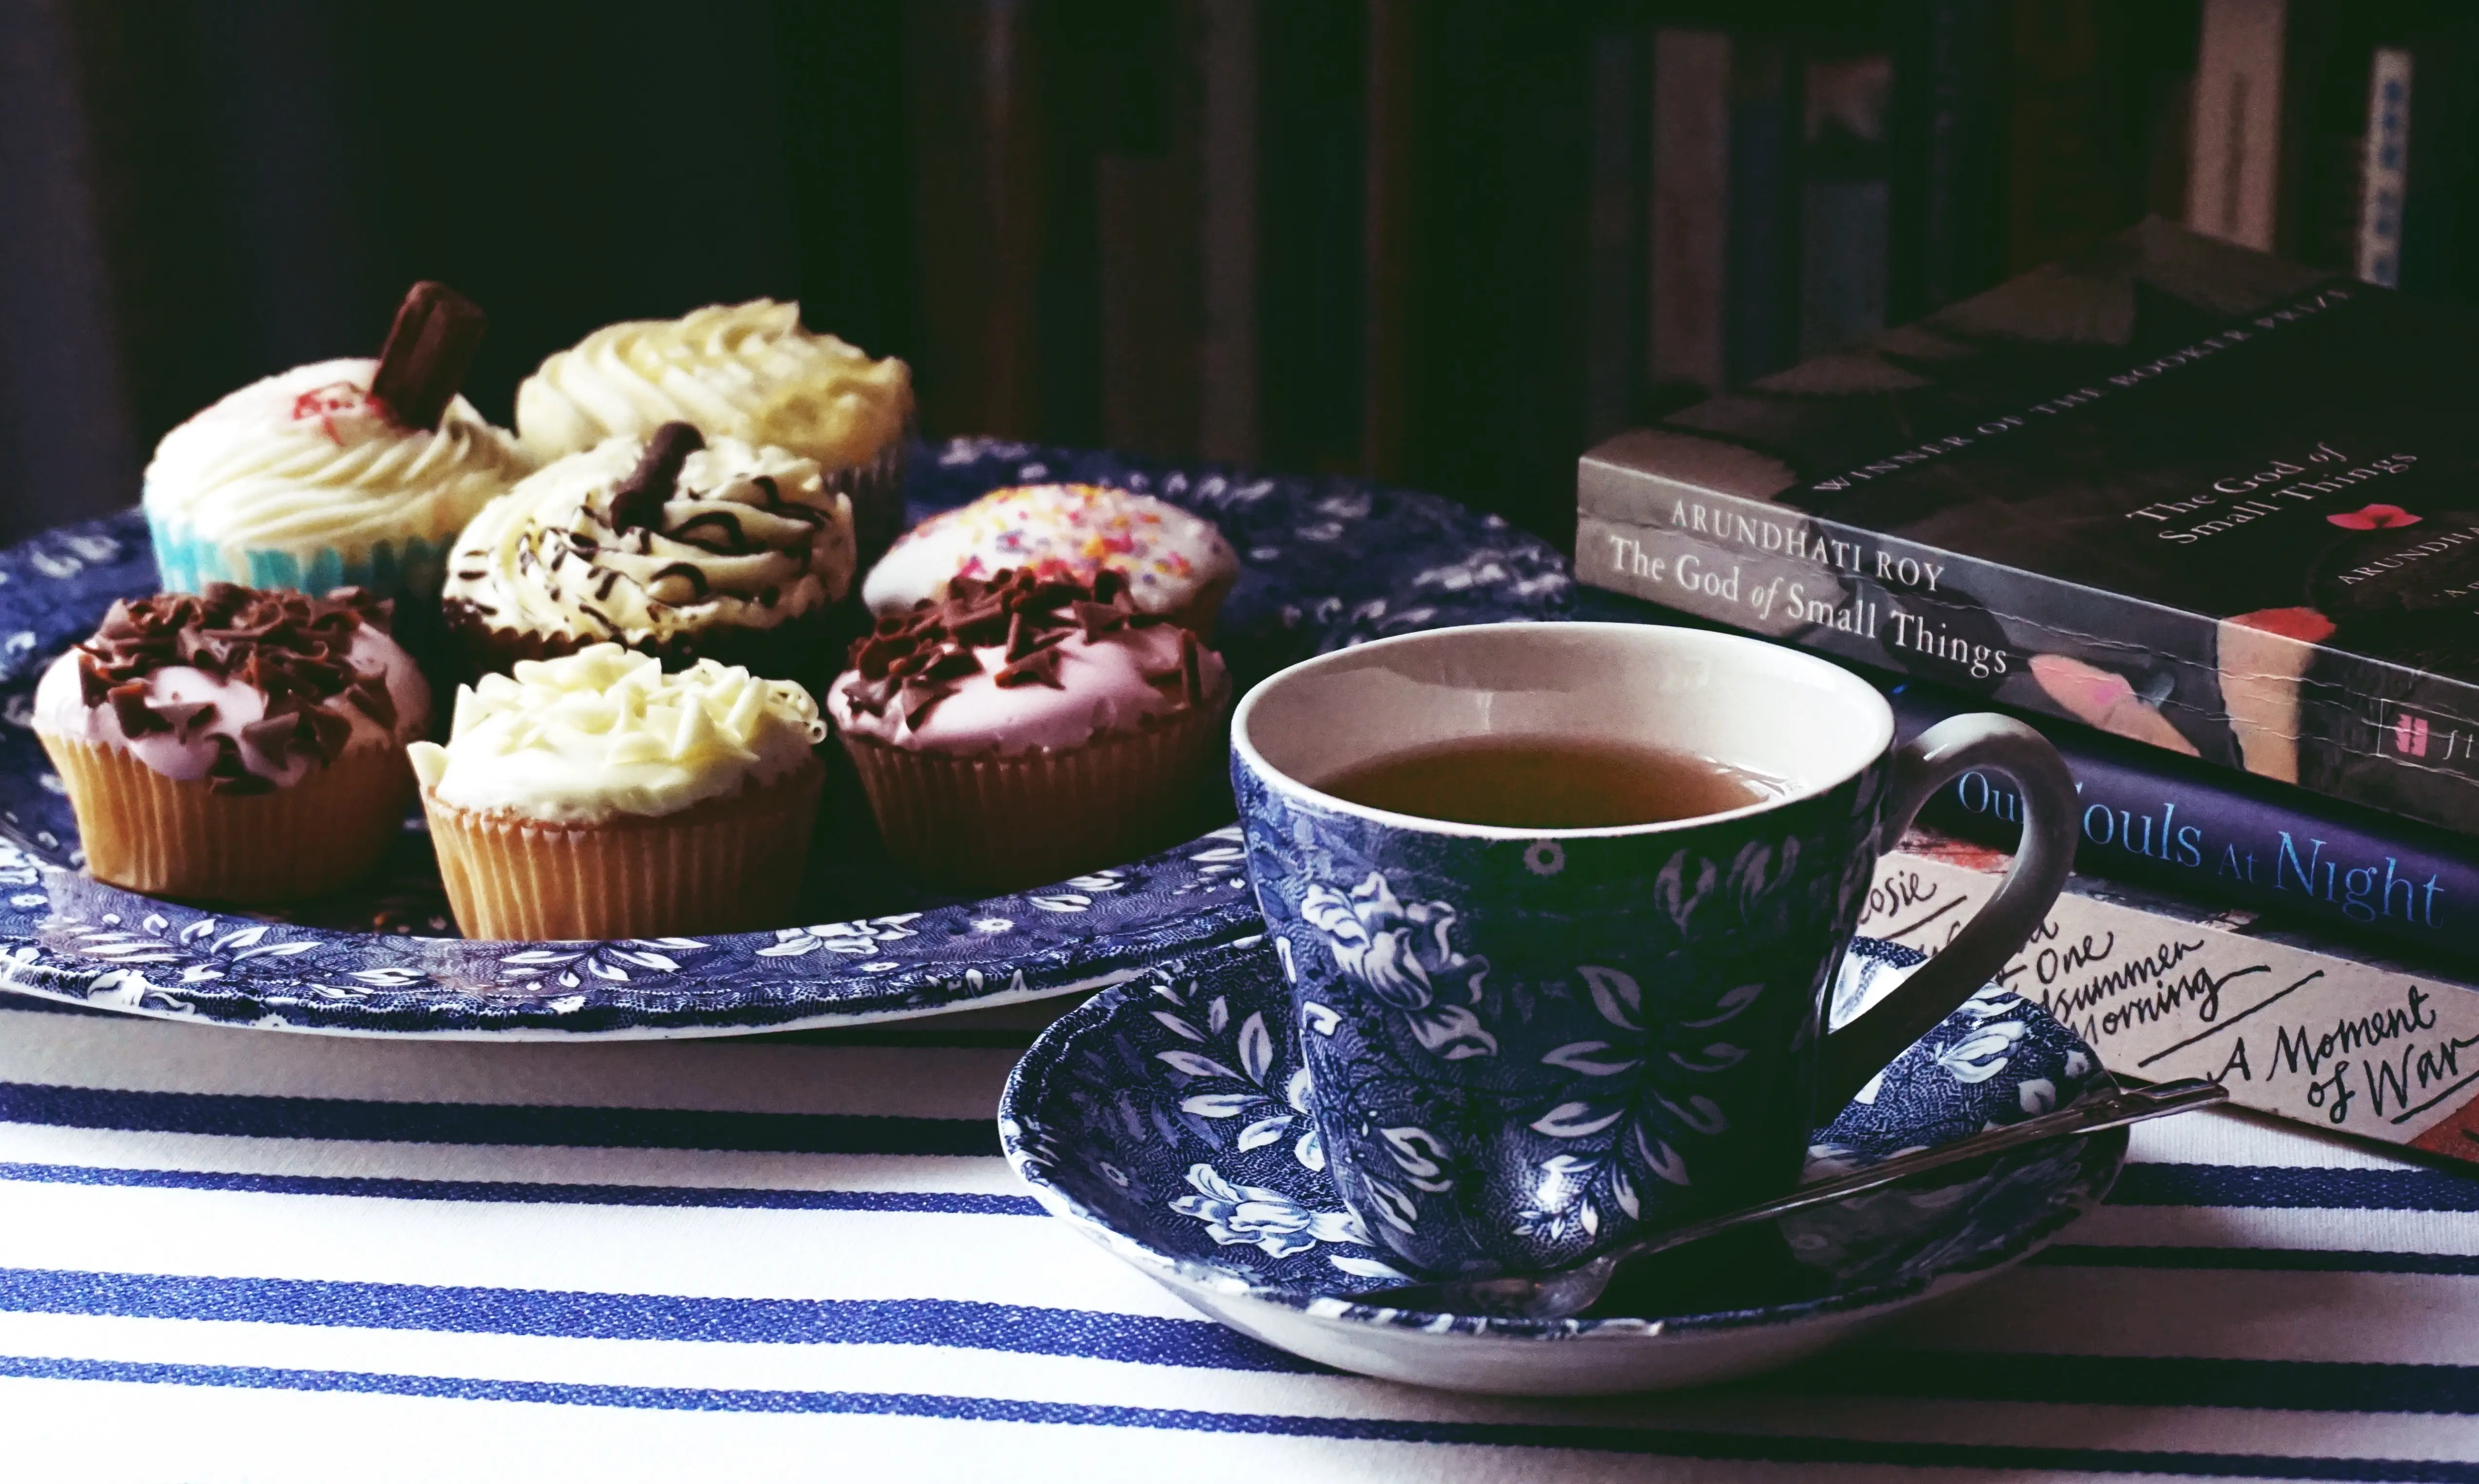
[0,987,2468,1482]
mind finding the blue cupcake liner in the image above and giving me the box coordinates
[145,512,451,601]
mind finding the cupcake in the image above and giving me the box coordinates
[143,283,528,603]
[33,585,431,902]
[439,422,857,689]
[409,644,825,939]
[515,300,913,565]
[862,483,1239,637]
[829,568,1230,893]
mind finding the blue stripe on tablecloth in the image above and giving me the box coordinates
[0,1269,1312,1372]
[8,1265,2479,1413]
[1782,1350,2479,1414]
[0,1082,995,1157]
[2035,1245,2479,1275]
[2115,1165,2479,1211]
[0,1354,2468,1478]
[2,1077,2474,1210]
[0,1160,1043,1214]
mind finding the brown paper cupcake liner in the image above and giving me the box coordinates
[835,427,911,572]
[841,702,1225,895]
[423,761,823,941]
[39,734,414,903]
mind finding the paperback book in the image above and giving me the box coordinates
[1869,829,2479,1167]
[1578,218,2479,835]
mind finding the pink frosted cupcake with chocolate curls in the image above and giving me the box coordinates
[828,568,1229,892]
[33,584,430,901]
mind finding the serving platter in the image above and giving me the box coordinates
[0,438,1573,1037]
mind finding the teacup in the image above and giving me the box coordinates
[1230,621,2077,1279]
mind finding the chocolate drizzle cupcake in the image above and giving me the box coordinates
[34,584,431,901]
[440,422,856,685]
[829,568,1230,892]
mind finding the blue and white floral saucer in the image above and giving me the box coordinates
[1001,935,2124,1396]
[0,440,1571,1037]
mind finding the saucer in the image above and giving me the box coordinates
[1000,934,2125,1396]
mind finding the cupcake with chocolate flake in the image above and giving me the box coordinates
[516,300,912,565]
[862,482,1238,637]
[143,283,528,604]
[440,422,856,687]
[410,644,826,939]
[829,567,1229,892]
[33,584,431,902]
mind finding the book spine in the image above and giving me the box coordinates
[1865,835,2479,1164]
[1887,0,2005,320]
[2356,47,2413,286]
[1584,24,1644,444]
[1648,29,1731,399]
[1796,52,1893,360]
[1885,681,2479,969]
[1725,43,1796,387]
[2188,0,2288,250]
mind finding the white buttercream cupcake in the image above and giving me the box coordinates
[142,357,530,601]
[516,300,912,563]
[409,644,825,938]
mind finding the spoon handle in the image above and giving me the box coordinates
[1359,1077,2226,1315]
[1608,1077,2228,1265]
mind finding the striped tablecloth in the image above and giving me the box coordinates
[0,987,2469,1483]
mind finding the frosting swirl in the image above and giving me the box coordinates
[829,569,1228,756]
[34,585,430,793]
[441,426,855,648]
[142,357,531,565]
[408,643,826,824]
[862,483,1237,620]
[516,300,911,473]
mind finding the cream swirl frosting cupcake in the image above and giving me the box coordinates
[411,643,826,938]
[143,357,531,601]
[516,300,913,562]
[441,422,855,683]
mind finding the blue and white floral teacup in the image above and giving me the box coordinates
[1231,621,2080,1279]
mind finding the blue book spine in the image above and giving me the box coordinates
[1887,680,2479,968]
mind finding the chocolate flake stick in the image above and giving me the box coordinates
[370,281,488,431]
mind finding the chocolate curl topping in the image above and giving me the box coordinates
[842,565,1214,722]
[75,585,398,768]
[369,281,488,431]
[608,422,706,532]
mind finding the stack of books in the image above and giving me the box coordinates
[1578,217,2479,1166]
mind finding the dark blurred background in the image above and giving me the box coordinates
[6,0,2474,550]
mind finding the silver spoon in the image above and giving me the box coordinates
[1351,1076,2228,1322]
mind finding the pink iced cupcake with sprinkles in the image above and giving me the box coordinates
[861,483,1238,637]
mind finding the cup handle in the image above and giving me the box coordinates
[1814,713,2079,1111]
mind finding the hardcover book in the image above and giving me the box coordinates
[1578,218,2479,835]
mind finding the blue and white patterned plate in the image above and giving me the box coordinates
[1001,934,2125,1396]
[0,440,1573,1037]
